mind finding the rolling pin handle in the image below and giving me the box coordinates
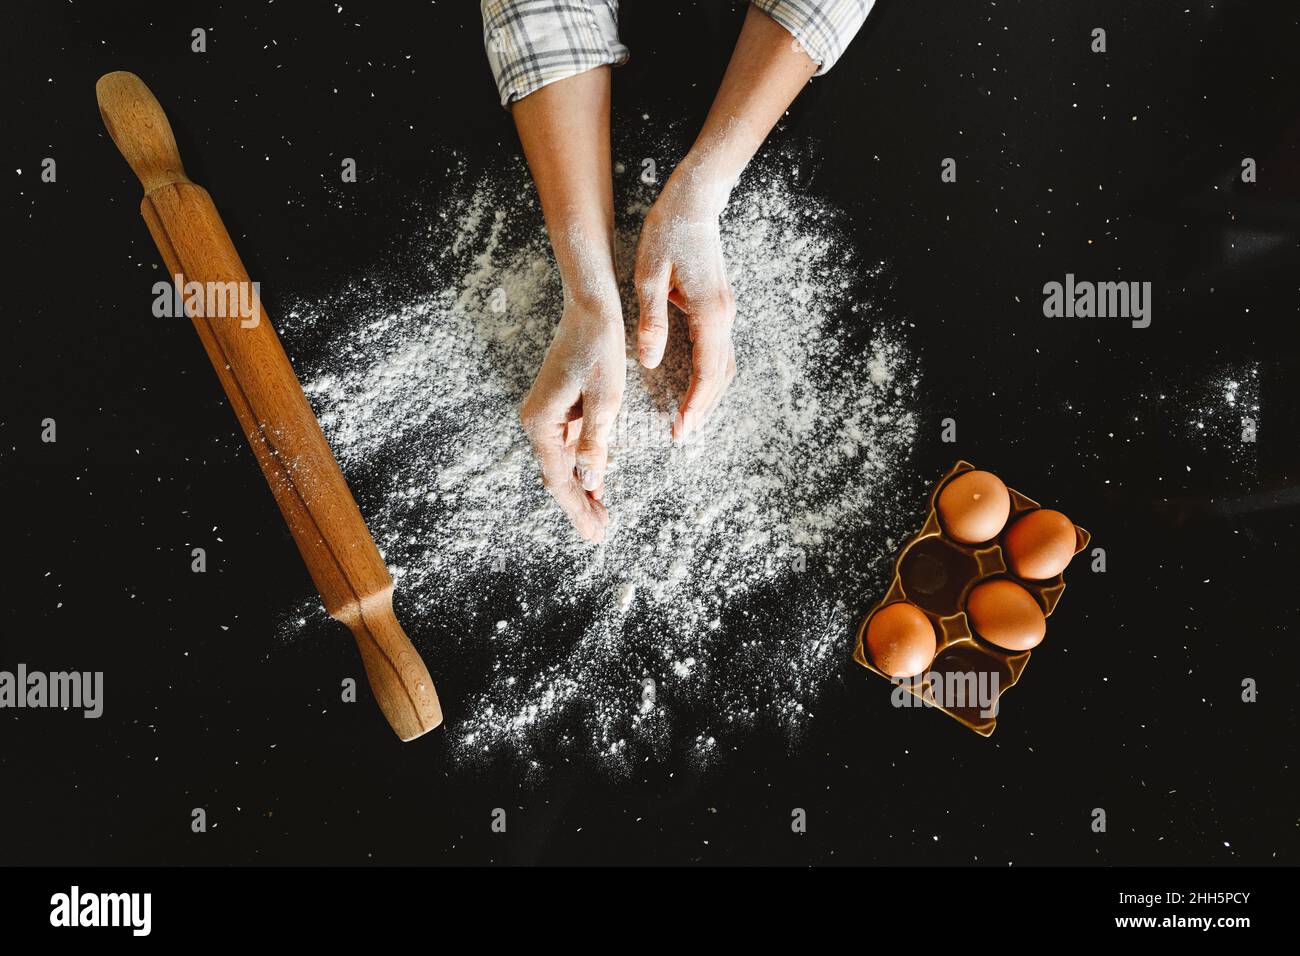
[336,592,444,741]
[95,71,191,193]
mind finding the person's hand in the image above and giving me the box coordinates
[634,161,738,442]
[519,292,626,542]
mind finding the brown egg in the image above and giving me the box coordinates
[966,579,1046,651]
[866,602,937,678]
[937,470,1011,544]
[1003,509,1078,580]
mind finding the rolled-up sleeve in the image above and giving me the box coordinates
[482,0,630,108]
[750,0,874,75]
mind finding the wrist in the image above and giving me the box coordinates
[550,220,620,314]
[679,115,764,204]
[561,286,623,327]
[670,148,742,220]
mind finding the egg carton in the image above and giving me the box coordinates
[852,460,1090,735]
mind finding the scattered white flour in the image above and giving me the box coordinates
[615,581,637,614]
[1190,364,1258,439]
[1187,362,1261,462]
[282,149,920,771]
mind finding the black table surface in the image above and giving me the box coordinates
[3,0,1297,865]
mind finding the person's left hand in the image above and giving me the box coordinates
[634,162,738,442]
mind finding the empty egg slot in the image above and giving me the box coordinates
[926,643,1020,729]
[898,536,978,616]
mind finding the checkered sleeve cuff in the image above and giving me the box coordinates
[750,0,874,75]
[482,0,630,107]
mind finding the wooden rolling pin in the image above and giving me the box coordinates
[96,71,442,741]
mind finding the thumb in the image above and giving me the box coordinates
[636,264,671,369]
[574,382,622,492]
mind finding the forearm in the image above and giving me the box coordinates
[511,68,619,308]
[679,5,818,195]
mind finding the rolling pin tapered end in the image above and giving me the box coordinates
[346,600,444,742]
[96,70,191,193]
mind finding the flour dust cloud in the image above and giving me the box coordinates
[281,148,921,772]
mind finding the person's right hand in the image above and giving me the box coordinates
[518,293,626,542]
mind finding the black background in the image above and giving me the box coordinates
[2,0,1297,866]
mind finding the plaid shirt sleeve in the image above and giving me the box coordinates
[481,0,630,107]
[750,0,874,75]
[481,1,871,107]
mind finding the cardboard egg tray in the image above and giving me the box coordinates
[852,460,1089,735]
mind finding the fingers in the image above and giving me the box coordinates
[699,342,737,424]
[537,434,610,542]
[635,258,671,370]
[520,392,610,543]
[573,376,623,493]
[674,297,736,442]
